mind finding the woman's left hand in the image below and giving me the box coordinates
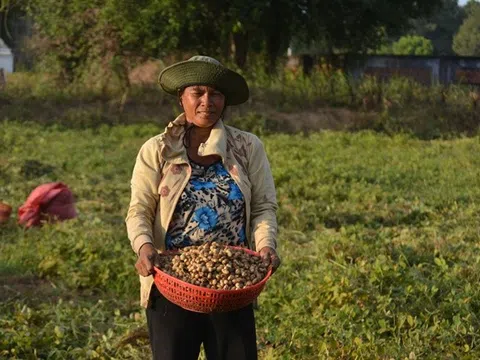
[259,246,281,274]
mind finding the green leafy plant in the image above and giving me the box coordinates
[2,121,480,358]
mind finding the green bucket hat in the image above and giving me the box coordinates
[158,55,249,105]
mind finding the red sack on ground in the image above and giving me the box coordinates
[18,182,77,228]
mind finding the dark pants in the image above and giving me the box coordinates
[146,286,258,360]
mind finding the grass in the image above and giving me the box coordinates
[1,119,480,358]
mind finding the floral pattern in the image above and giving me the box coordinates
[213,163,229,176]
[171,165,182,175]
[228,183,243,201]
[166,159,246,250]
[193,206,218,230]
[160,186,170,197]
[229,165,239,177]
[191,180,216,190]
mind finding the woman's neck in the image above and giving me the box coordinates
[184,122,221,165]
[188,125,212,147]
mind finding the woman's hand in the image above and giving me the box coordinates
[135,243,161,277]
[259,246,281,274]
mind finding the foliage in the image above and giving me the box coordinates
[25,0,116,85]
[377,35,434,55]
[101,0,232,57]
[391,35,434,55]
[453,3,480,56]
[1,122,480,358]
[0,0,25,50]
[373,0,464,56]
[293,0,443,55]
[23,0,279,80]
[20,0,447,82]
[409,0,465,55]
[463,0,480,16]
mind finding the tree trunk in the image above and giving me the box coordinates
[233,31,248,69]
[221,33,232,61]
[302,54,314,76]
[265,34,281,74]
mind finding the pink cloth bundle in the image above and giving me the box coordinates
[18,182,77,228]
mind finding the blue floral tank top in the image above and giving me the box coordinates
[165,159,247,250]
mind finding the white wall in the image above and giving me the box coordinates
[0,56,14,73]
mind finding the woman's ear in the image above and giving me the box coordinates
[178,89,184,109]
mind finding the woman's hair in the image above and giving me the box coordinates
[183,124,195,148]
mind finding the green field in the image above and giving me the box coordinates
[1,120,480,359]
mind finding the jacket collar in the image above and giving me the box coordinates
[161,113,228,164]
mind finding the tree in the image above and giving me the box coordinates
[22,0,447,84]
[259,0,301,73]
[453,4,480,56]
[409,0,464,55]
[463,0,480,16]
[26,0,234,84]
[24,0,298,77]
[0,0,25,48]
[0,0,13,11]
[391,35,434,55]
[26,0,107,82]
[222,0,267,68]
[296,0,443,56]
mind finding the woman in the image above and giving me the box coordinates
[126,55,280,360]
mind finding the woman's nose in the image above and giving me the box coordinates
[201,93,213,108]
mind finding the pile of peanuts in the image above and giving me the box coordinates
[159,242,268,290]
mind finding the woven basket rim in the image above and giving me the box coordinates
[153,246,272,295]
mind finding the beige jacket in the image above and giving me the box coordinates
[125,113,278,307]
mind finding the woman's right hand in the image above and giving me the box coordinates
[135,243,161,277]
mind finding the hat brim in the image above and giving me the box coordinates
[158,61,249,106]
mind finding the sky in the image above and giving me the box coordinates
[459,0,468,5]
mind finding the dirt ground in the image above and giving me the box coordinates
[0,275,58,302]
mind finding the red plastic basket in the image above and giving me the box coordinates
[153,247,272,313]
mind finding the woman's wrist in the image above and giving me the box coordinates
[137,238,155,256]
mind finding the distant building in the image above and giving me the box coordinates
[347,55,480,86]
[287,53,480,86]
[0,38,14,73]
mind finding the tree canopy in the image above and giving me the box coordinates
[391,35,434,55]
[409,0,465,55]
[296,0,442,55]
[2,0,446,83]
[453,3,480,56]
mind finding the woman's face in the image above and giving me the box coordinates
[180,85,226,128]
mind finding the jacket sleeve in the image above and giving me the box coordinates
[125,138,163,255]
[248,135,278,251]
